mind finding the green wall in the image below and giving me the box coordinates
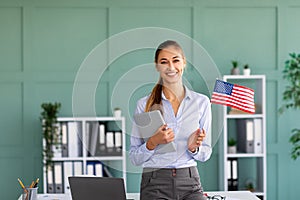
[1,0,300,199]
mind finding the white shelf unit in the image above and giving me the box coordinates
[219,75,266,200]
[43,117,126,194]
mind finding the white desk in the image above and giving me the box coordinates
[205,191,260,200]
[18,191,259,200]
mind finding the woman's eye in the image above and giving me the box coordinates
[173,59,180,63]
[160,61,168,64]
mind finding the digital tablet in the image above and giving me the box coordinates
[134,110,176,153]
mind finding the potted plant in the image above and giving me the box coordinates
[243,64,251,76]
[230,60,240,75]
[113,107,122,118]
[279,53,300,160]
[245,181,255,192]
[40,102,61,168]
[228,137,237,154]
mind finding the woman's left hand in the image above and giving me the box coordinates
[187,128,206,153]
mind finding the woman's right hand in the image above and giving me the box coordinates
[146,124,174,150]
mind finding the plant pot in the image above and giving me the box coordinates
[231,67,240,75]
[114,109,122,118]
[243,68,251,76]
[228,146,237,154]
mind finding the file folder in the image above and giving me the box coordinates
[86,162,94,176]
[68,122,82,157]
[237,119,254,153]
[95,162,103,177]
[54,162,63,193]
[89,122,99,156]
[61,123,68,157]
[106,131,114,154]
[63,162,73,194]
[74,161,83,176]
[47,165,54,193]
[253,119,263,154]
[115,131,122,153]
[98,123,106,155]
[227,158,238,191]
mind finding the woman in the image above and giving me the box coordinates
[129,40,212,200]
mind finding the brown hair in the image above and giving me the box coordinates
[144,40,184,112]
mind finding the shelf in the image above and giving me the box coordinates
[226,153,264,158]
[51,157,85,161]
[51,156,125,161]
[223,75,265,80]
[226,114,263,119]
[57,117,124,122]
[86,156,124,161]
[43,117,126,194]
[220,75,266,200]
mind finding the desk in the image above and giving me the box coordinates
[205,191,260,200]
[127,192,260,200]
[18,191,259,200]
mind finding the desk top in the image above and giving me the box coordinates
[18,191,259,200]
[205,191,260,200]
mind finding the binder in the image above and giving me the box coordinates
[85,122,90,156]
[68,122,82,157]
[115,131,122,153]
[246,120,254,153]
[98,123,106,155]
[63,162,73,194]
[106,131,114,154]
[253,119,263,154]
[54,162,63,193]
[74,161,83,176]
[53,123,62,158]
[52,144,62,158]
[237,119,254,153]
[47,165,54,193]
[61,123,68,157]
[227,158,238,191]
[95,162,103,177]
[89,122,99,156]
[86,162,94,176]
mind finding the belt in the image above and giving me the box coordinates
[142,166,199,178]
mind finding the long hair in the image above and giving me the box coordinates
[144,40,184,112]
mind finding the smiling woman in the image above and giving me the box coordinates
[129,40,212,200]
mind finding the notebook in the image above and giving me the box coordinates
[133,110,176,153]
[68,176,126,200]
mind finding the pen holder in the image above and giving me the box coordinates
[22,187,38,200]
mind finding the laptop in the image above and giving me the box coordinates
[69,176,126,200]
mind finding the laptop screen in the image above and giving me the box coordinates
[69,176,126,200]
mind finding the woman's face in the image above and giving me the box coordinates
[156,46,186,85]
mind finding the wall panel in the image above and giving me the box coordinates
[266,80,278,144]
[32,7,107,71]
[0,157,24,199]
[109,7,192,36]
[201,7,277,74]
[0,83,23,146]
[286,7,300,52]
[0,7,22,71]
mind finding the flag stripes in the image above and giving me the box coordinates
[211,80,255,114]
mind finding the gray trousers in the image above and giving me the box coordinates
[140,166,207,200]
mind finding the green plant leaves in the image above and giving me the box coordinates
[280,53,300,160]
[40,102,61,167]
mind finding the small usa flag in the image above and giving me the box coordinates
[211,79,255,114]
